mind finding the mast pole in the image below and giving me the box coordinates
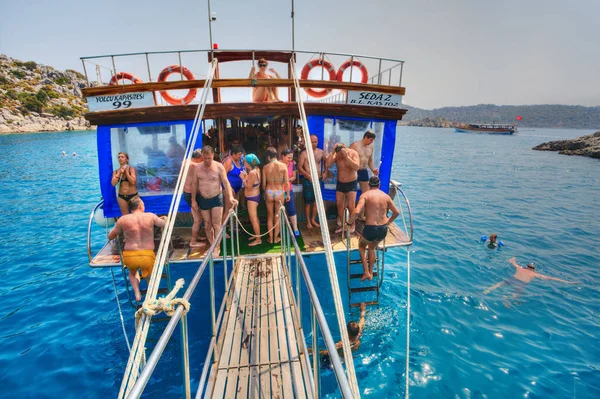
[291,0,295,51]
[208,0,214,58]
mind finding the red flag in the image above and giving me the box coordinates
[516,115,523,121]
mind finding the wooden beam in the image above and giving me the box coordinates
[208,50,294,64]
[84,102,407,125]
[82,78,406,97]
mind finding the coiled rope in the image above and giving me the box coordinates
[135,278,190,328]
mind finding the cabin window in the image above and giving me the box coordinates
[110,124,187,196]
[323,117,384,173]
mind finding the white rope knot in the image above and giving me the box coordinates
[135,278,191,327]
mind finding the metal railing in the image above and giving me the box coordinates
[80,48,405,105]
[278,206,355,398]
[389,179,414,243]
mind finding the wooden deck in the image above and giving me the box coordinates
[89,219,411,267]
[204,255,313,398]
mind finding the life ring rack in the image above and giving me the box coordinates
[157,65,197,105]
[109,72,143,86]
[300,59,337,98]
[336,59,369,84]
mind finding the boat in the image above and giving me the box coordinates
[82,8,414,398]
[455,123,517,135]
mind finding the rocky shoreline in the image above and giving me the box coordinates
[532,131,600,159]
[0,108,91,133]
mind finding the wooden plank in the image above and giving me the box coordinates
[208,369,228,399]
[224,258,253,369]
[84,101,407,126]
[270,363,282,399]
[260,365,271,399]
[249,366,260,398]
[271,260,294,399]
[82,78,405,96]
[236,367,249,398]
[248,260,261,368]
[277,256,308,399]
[259,259,270,367]
[223,368,239,399]
[208,50,294,64]
[217,258,248,369]
[240,259,257,368]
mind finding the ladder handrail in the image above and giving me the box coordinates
[390,179,413,243]
[290,59,361,398]
[126,210,237,399]
[87,199,106,262]
[279,208,354,399]
[120,58,218,399]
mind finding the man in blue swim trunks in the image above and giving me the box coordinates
[325,143,361,234]
[484,257,576,306]
[297,134,326,229]
[347,176,400,281]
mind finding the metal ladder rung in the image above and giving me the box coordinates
[349,258,378,265]
[140,287,169,296]
[349,271,378,279]
[350,301,379,308]
[349,286,379,294]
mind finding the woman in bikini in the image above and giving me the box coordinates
[262,147,288,244]
[243,154,262,246]
[249,58,282,103]
[111,152,138,215]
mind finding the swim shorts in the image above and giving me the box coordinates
[198,193,224,210]
[362,224,388,243]
[122,250,156,279]
[302,179,316,204]
[357,169,369,182]
[336,180,357,193]
[284,192,297,217]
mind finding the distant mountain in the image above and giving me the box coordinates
[401,104,600,130]
[0,54,92,133]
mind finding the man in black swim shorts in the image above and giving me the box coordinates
[325,143,361,234]
[348,176,400,281]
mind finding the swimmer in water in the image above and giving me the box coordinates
[488,233,498,249]
[484,257,577,307]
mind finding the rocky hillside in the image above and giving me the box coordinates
[532,131,600,159]
[0,54,92,133]
[401,104,600,130]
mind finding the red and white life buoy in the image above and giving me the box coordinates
[109,72,143,85]
[157,65,197,105]
[300,59,337,98]
[336,59,369,84]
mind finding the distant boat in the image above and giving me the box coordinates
[455,123,516,135]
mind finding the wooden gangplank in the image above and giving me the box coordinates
[204,255,313,398]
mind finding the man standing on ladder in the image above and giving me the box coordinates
[347,177,400,281]
[325,143,361,234]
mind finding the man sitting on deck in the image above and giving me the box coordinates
[347,177,400,281]
[325,143,361,234]
[107,198,167,302]
[191,146,238,258]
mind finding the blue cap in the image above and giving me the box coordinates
[245,153,260,166]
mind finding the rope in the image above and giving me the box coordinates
[232,210,280,238]
[135,279,190,327]
[111,268,131,352]
[405,247,411,399]
[118,59,218,399]
[290,61,361,398]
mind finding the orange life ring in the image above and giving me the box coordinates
[336,59,369,84]
[157,65,197,105]
[300,59,336,98]
[109,72,143,85]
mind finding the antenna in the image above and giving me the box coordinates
[208,0,215,56]
[291,0,295,51]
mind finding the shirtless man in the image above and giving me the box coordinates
[350,131,378,219]
[325,142,361,233]
[317,302,366,364]
[107,198,167,302]
[262,147,289,244]
[347,177,400,281]
[484,257,576,306]
[191,146,238,257]
[297,134,326,229]
[183,149,205,248]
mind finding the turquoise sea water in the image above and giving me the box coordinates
[0,127,598,398]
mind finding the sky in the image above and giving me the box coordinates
[1,0,599,109]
